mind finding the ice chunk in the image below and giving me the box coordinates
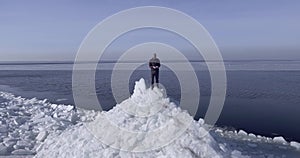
[219,143,227,152]
[198,118,204,125]
[42,99,48,104]
[247,143,257,148]
[273,136,287,144]
[65,105,74,112]
[0,144,9,155]
[231,150,250,158]
[70,112,80,124]
[51,104,58,109]
[16,140,33,149]
[0,125,8,133]
[7,110,18,116]
[33,112,45,120]
[215,129,223,133]
[20,124,30,131]
[290,141,300,150]
[133,78,147,95]
[238,130,247,136]
[7,105,20,111]
[13,117,27,125]
[36,131,48,142]
[248,133,256,138]
[3,139,17,147]
[12,149,35,155]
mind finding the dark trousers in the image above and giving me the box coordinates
[151,70,159,86]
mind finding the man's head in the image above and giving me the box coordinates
[153,53,157,59]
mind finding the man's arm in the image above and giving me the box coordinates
[149,60,154,69]
[157,59,161,68]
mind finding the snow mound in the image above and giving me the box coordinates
[35,78,300,158]
[36,79,231,158]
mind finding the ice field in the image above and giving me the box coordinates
[0,79,299,157]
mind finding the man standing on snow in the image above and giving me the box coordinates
[149,53,160,87]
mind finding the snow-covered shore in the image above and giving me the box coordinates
[0,79,300,157]
[0,92,78,156]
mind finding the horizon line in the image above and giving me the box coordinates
[0,59,299,65]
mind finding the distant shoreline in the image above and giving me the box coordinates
[0,59,300,65]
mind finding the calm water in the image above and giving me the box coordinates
[0,61,300,142]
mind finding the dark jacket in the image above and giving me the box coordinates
[149,58,160,71]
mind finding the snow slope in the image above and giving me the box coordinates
[0,78,300,157]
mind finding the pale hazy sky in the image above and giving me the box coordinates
[0,0,300,61]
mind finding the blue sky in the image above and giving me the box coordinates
[0,0,299,61]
